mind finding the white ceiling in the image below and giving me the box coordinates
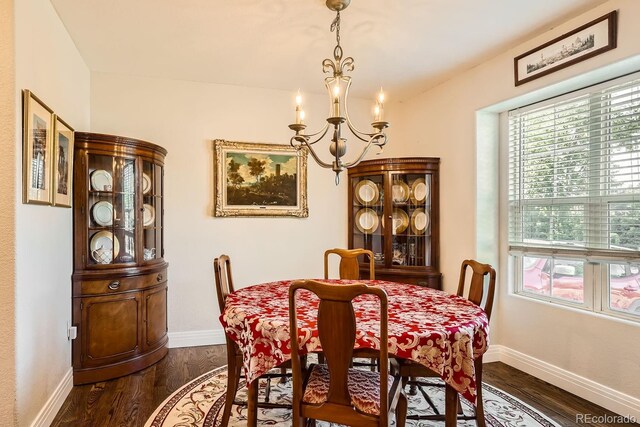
[51,0,606,101]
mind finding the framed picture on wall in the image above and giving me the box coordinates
[22,90,54,205]
[213,139,308,217]
[51,115,74,207]
[514,11,617,86]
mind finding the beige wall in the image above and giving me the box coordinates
[0,0,17,424]
[89,72,379,339]
[14,0,90,424]
[395,0,640,413]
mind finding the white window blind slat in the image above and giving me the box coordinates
[508,74,640,258]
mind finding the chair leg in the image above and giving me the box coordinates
[474,359,486,427]
[265,377,272,402]
[408,375,418,395]
[396,392,408,427]
[445,384,458,427]
[221,352,242,427]
[292,400,301,427]
[247,379,259,427]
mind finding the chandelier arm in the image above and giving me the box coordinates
[291,136,334,169]
[342,79,378,141]
[344,117,377,142]
[302,123,331,145]
[341,133,387,169]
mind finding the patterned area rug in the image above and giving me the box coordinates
[145,365,560,427]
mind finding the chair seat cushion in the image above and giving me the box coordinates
[302,364,394,416]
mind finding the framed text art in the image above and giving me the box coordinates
[514,11,617,86]
[52,115,74,207]
[22,90,54,204]
[214,139,308,217]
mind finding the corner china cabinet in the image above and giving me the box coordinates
[348,157,441,289]
[72,132,168,385]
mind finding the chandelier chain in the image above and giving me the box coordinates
[331,11,341,47]
[331,11,344,66]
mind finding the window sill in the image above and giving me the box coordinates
[509,290,640,327]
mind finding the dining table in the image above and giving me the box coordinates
[220,279,490,427]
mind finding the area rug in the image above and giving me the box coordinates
[145,365,560,427]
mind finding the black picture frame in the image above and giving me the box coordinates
[514,11,617,86]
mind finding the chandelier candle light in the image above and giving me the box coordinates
[289,0,389,184]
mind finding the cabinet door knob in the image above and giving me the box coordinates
[157,274,163,282]
[108,281,120,290]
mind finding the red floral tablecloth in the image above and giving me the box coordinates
[220,279,489,405]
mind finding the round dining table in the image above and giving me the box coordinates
[220,279,490,426]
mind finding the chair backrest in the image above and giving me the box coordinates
[213,254,235,313]
[456,259,496,320]
[324,248,375,280]
[289,280,390,425]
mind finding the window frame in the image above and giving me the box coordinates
[506,71,640,322]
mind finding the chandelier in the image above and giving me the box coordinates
[288,0,389,184]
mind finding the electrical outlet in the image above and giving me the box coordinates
[67,322,77,340]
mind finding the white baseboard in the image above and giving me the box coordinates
[168,329,226,348]
[489,344,640,420]
[482,345,502,363]
[30,367,73,427]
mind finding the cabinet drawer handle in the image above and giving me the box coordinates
[108,281,121,290]
[157,274,163,282]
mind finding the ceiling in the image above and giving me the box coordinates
[51,0,607,101]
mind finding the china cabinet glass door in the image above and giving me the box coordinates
[351,174,385,268]
[390,172,432,267]
[142,161,163,262]
[87,155,136,265]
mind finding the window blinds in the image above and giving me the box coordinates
[508,74,640,261]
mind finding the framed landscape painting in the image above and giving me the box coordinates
[52,115,74,207]
[214,139,308,217]
[22,90,54,205]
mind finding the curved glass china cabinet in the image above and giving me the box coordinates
[348,157,441,289]
[72,132,168,384]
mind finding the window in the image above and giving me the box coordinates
[508,73,640,320]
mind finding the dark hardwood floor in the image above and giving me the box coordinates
[52,345,638,427]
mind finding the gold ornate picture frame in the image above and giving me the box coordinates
[214,139,308,217]
[52,115,74,207]
[22,90,54,205]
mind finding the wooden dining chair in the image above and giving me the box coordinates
[393,259,496,426]
[323,248,377,368]
[324,248,375,280]
[289,279,407,427]
[214,254,291,426]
